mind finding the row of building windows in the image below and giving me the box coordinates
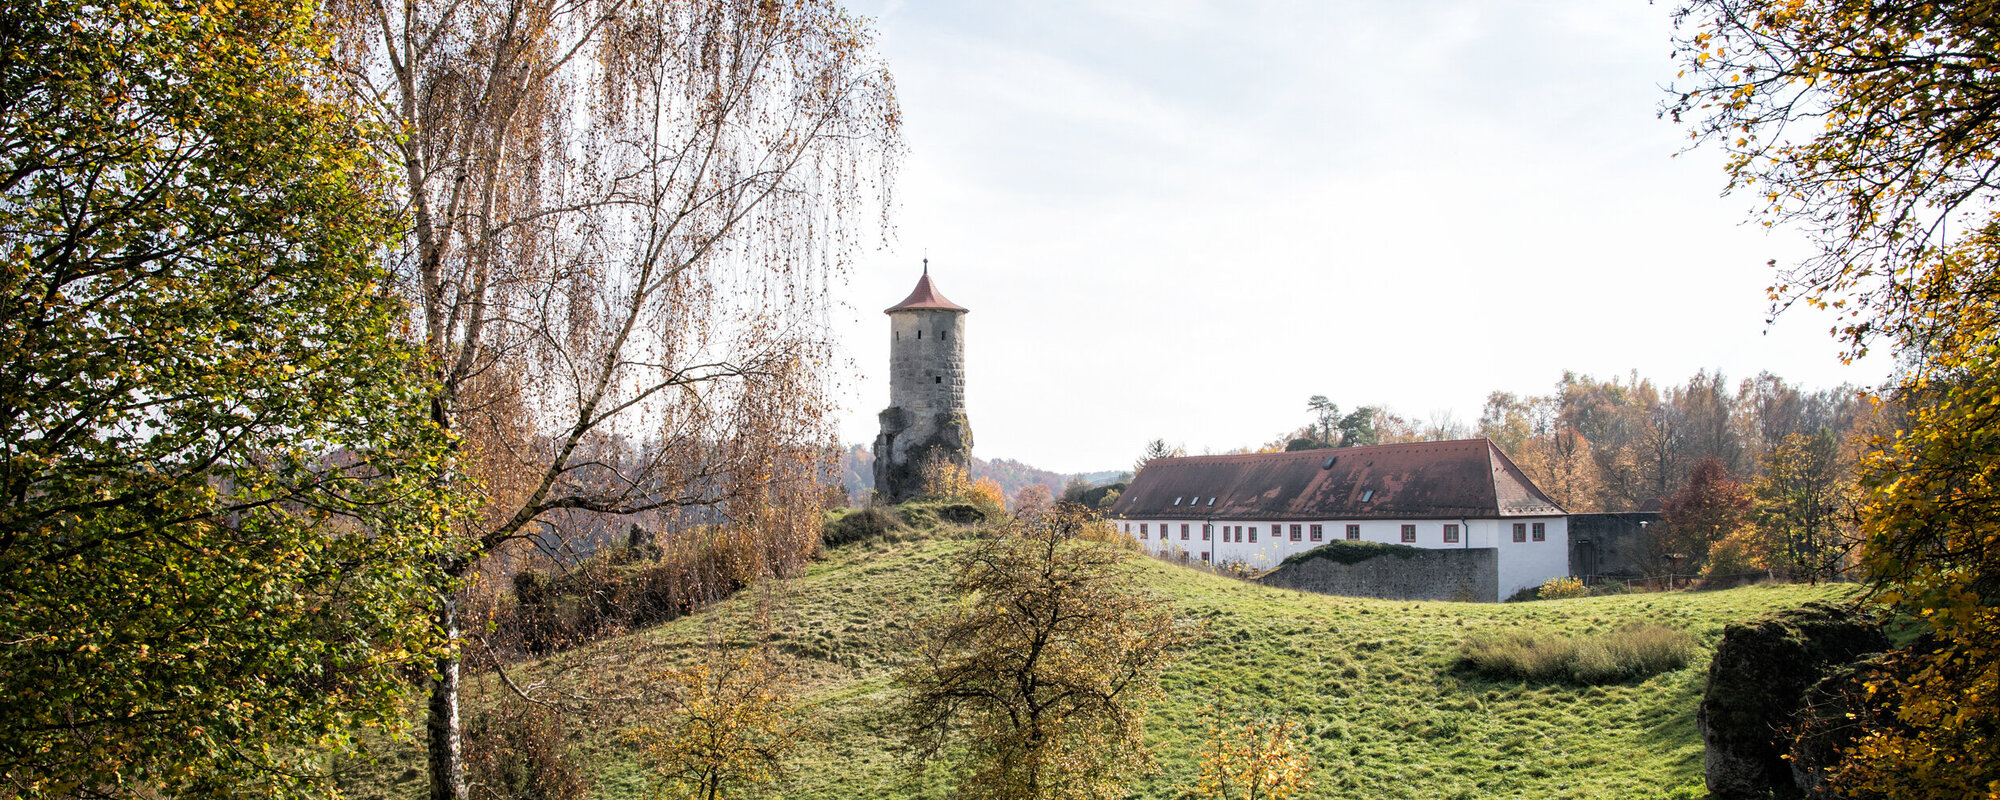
[1396,523,1462,543]
[1124,521,1544,544]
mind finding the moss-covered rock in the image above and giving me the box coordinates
[822,505,909,547]
[897,499,991,529]
[1698,601,1888,799]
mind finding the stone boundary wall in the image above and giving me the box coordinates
[1258,546,1498,603]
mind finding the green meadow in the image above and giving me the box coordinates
[343,525,1852,800]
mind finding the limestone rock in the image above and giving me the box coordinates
[872,409,972,503]
[1698,601,1888,800]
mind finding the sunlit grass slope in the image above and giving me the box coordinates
[357,530,1854,800]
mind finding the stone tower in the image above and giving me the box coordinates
[873,264,973,503]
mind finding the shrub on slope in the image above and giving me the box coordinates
[1457,624,1699,684]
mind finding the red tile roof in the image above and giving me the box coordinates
[885,273,967,313]
[1108,438,1564,520]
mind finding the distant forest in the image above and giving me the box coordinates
[842,369,1876,516]
[1256,369,1882,514]
[837,445,1126,506]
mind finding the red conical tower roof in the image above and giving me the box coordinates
[884,266,968,313]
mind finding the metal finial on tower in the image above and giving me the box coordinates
[922,256,928,275]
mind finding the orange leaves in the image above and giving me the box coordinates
[1670,0,2000,360]
[920,456,975,501]
[969,477,1007,511]
[1671,3,2000,789]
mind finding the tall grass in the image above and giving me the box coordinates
[1458,623,1698,684]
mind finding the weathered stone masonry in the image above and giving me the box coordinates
[1258,543,1500,603]
[872,270,973,503]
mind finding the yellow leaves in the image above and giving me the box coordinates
[1841,341,2000,794]
[899,510,1196,799]
[1187,710,1315,800]
[635,647,804,799]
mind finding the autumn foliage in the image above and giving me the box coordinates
[631,647,805,800]
[920,457,975,502]
[0,0,457,793]
[1840,357,2000,798]
[1672,0,2000,794]
[1660,459,1751,568]
[897,507,1199,800]
[1186,711,1315,800]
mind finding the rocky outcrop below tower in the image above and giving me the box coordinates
[873,407,974,503]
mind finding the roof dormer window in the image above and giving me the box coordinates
[1206,497,1215,506]
[1361,489,1375,502]
[1173,497,1182,505]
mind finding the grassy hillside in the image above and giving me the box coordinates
[346,527,1853,800]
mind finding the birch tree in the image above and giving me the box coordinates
[322,1,900,796]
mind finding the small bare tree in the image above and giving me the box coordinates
[322,1,901,797]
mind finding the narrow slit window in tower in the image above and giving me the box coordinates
[916,330,921,339]
[935,376,942,383]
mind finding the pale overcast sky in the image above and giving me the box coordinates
[825,0,1890,476]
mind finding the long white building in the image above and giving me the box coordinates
[1107,438,1570,601]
